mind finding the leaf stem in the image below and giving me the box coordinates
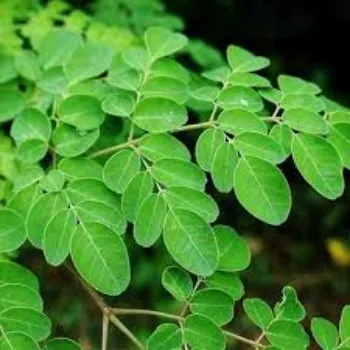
[113,308,182,322]
[179,277,202,317]
[128,59,151,142]
[209,81,228,122]
[90,121,215,158]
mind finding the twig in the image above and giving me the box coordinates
[102,312,109,350]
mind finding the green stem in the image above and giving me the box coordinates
[128,60,152,142]
[113,308,182,322]
[209,81,228,122]
[179,277,202,317]
[90,121,215,158]
[112,307,264,348]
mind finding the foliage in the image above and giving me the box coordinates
[1,0,350,349]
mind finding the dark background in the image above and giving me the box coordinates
[164,0,350,105]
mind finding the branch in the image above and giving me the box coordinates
[66,263,264,349]
[65,263,145,350]
[90,121,215,158]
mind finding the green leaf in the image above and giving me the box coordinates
[75,200,126,236]
[205,271,244,300]
[142,77,188,104]
[150,58,190,84]
[53,125,99,158]
[275,286,306,322]
[101,92,135,118]
[0,307,51,341]
[145,27,188,60]
[0,332,40,350]
[107,55,142,91]
[39,170,65,193]
[43,209,75,266]
[71,223,130,296]
[43,338,82,350]
[281,94,324,113]
[134,98,187,132]
[243,298,274,330]
[282,108,328,134]
[267,320,310,349]
[234,156,291,225]
[195,128,225,171]
[69,80,114,101]
[164,209,218,276]
[0,209,26,253]
[215,225,250,272]
[122,48,149,72]
[218,86,264,112]
[0,261,39,290]
[278,75,321,95]
[13,165,44,193]
[12,101,50,141]
[329,111,350,125]
[340,306,350,346]
[134,193,167,247]
[191,86,220,102]
[165,187,219,223]
[161,266,193,301]
[184,314,225,350]
[26,192,68,248]
[328,124,350,169]
[292,134,344,199]
[151,159,206,191]
[147,324,182,350]
[7,184,42,218]
[38,67,68,94]
[39,30,83,70]
[227,45,270,73]
[16,139,48,164]
[202,66,230,83]
[234,133,285,164]
[211,142,239,193]
[58,158,103,181]
[0,54,17,83]
[259,88,283,105]
[0,283,42,313]
[269,124,293,158]
[218,109,267,135]
[311,318,338,350]
[14,50,41,81]
[103,149,141,194]
[58,95,105,131]
[64,42,113,84]
[190,288,234,326]
[66,179,120,207]
[139,133,190,162]
[0,90,25,123]
[122,171,154,222]
[228,72,271,87]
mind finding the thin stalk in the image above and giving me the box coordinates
[113,308,182,322]
[90,121,215,158]
[102,312,109,350]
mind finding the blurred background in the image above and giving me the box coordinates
[1,0,350,348]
